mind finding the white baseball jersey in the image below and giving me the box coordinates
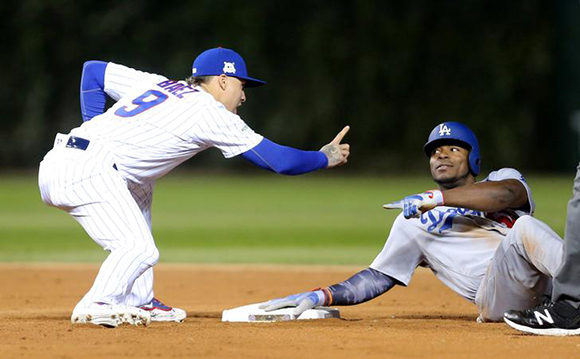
[67,62,263,184]
[370,168,536,303]
[38,62,264,310]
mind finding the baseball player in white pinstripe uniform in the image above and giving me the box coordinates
[38,48,350,327]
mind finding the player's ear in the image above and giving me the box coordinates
[217,74,228,90]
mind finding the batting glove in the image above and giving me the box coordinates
[259,290,326,316]
[383,190,444,219]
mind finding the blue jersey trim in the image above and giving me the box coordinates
[240,138,328,175]
[80,60,107,122]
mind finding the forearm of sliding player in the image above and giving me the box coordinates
[324,268,398,306]
[442,179,528,212]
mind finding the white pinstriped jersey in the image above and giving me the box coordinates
[68,63,263,184]
[39,62,266,310]
[370,168,535,303]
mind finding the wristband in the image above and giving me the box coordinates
[311,287,333,306]
[426,189,444,205]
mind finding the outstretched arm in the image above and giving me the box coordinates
[259,268,398,315]
[326,267,399,305]
[384,179,529,219]
[80,60,107,121]
[440,179,528,212]
[240,126,350,175]
[240,138,328,175]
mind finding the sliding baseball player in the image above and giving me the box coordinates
[262,122,563,323]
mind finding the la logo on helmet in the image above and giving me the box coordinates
[439,124,451,136]
[223,62,236,74]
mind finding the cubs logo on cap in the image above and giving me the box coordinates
[192,48,266,87]
[223,62,236,74]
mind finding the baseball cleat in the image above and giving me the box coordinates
[138,298,186,322]
[503,301,580,336]
[71,302,151,328]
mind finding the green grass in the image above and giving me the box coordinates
[0,172,573,264]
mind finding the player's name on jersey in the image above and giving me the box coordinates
[420,207,483,233]
[156,80,198,98]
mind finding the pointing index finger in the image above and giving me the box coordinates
[331,125,350,144]
[383,201,403,210]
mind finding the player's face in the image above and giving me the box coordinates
[222,76,246,114]
[429,145,473,189]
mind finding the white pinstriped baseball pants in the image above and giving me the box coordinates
[39,135,158,308]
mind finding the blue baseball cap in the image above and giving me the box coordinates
[192,47,266,87]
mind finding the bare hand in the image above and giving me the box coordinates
[320,126,350,168]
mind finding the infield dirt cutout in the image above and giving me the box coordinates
[1,263,577,358]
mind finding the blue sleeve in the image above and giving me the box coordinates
[80,60,108,122]
[240,138,328,175]
[326,268,398,306]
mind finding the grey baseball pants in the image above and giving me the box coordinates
[552,164,580,307]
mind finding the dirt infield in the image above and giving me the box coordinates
[0,264,578,359]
